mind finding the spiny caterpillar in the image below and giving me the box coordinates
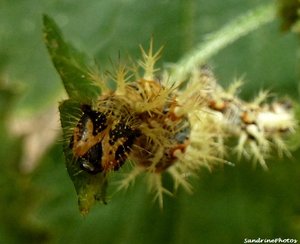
[66,43,296,207]
[196,67,296,170]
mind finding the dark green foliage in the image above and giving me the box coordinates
[277,0,300,31]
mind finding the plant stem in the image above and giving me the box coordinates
[171,3,276,82]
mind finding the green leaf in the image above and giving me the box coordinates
[43,14,101,101]
[59,99,107,215]
[44,14,105,214]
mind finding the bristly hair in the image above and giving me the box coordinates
[65,41,296,207]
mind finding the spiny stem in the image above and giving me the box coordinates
[171,3,276,82]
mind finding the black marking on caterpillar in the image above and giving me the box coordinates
[71,104,140,174]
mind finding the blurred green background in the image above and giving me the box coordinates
[1,0,300,243]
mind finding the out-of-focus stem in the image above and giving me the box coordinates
[171,3,275,82]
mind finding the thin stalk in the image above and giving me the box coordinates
[171,3,276,82]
